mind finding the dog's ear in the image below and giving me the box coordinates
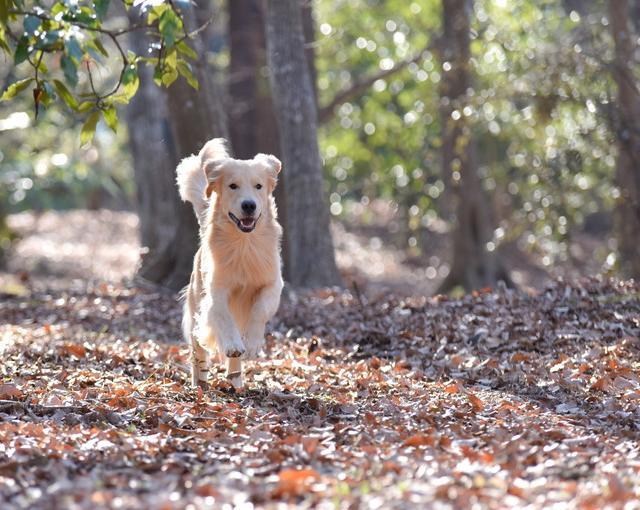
[255,153,282,192]
[202,158,227,198]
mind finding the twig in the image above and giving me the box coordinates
[9,10,145,37]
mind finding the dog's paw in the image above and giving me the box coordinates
[224,339,246,358]
[221,333,246,359]
[225,346,246,358]
[244,322,266,359]
[243,337,265,359]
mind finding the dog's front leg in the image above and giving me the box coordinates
[206,288,246,389]
[244,277,284,358]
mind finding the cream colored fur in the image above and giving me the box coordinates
[176,138,283,389]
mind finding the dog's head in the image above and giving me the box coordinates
[203,153,281,233]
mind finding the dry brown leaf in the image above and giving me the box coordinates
[61,343,86,358]
[467,392,485,412]
[444,383,461,394]
[0,383,23,400]
[273,468,320,497]
[403,433,435,447]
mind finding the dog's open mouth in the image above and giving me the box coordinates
[229,212,259,233]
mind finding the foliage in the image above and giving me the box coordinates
[0,102,132,213]
[317,0,620,270]
[0,0,632,278]
[0,0,202,142]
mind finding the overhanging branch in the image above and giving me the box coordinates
[318,47,431,125]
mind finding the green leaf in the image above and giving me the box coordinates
[165,47,177,68]
[51,2,66,17]
[122,64,139,100]
[158,9,181,48]
[15,36,30,65]
[80,111,101,145]
[77,101,95,112]
[177,61,198,90]
[103,105,117,133]
[176,40,197,60]
[70,7,99,28]
[94,0,110,20]
[92,38,109,58]
[35,30,63,51]
[23,15,41,35]
[53,79,79,110]
[0,26,10,54]
[110,94,130,105]
[61,55,79,87]
[66,37,84,61]
[161,67,178,87]
[41,81,55,107]
[153,65,163,87]
[1,78,34,101]
[147,3,170,25]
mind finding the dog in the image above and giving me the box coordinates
[176,138,283,390]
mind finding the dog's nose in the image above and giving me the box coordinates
[241,200,256,215]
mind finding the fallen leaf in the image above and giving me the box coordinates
[273,468,320,497]
[0,383,22,400]
[403,434,435,447]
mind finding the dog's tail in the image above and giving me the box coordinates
[176,138,229,226]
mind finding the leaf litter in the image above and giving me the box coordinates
[0,277,639,508]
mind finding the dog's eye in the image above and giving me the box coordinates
[229,183,238,190]
[255,183,263,190]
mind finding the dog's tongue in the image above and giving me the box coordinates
[241,218,254,227]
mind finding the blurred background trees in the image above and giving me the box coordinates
[0,0,638,293]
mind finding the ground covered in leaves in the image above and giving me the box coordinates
[1,277,639,509]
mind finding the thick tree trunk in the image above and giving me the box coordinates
[126,2,227,291]
[301,1,318,104]
[226,0,325,281]
[125,15,183,288]
[228,0,264,159]
[265,0,341,288]
[437,0,511,293]
[162,1,228,290]
[609,0,640,278]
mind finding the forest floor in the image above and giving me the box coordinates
[0,211,639,509]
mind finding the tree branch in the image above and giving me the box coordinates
[318,48,429,125]
[9,9,145,36]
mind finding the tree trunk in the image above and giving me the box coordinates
[228,0,264,159]
[126,2,227,291]
[437,0,511,293]
[227,0,325,282]
[301,1,318,105]
[125,14,184,288]
[265,0,341,288]
[162,1,228,290]
[609,0,640,278]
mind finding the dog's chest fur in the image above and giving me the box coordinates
[201,200,281,287]
[210,229,279,289]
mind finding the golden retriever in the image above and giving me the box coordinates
[176,138,283,389]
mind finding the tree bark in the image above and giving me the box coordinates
[301,1,318,105]
[126,2,228,291]
[437,0,511,293]
[125,14,183,288]
[265,0,341,288]
[228,0,264,159]
[609,0,640,278]
[162,1,228,290]
[228,0,290,272]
